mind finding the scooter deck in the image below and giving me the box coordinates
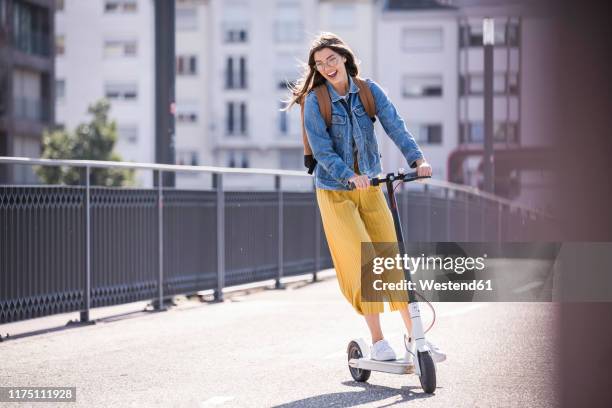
[349,358,415,375]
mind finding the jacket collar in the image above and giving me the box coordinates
[326,75,360,103]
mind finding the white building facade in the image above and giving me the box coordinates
[376,1,459,180]
[205,0,318,174]
[55,0,155,185]
[174,0,210,188]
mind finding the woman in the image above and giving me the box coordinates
[285,32,445,364]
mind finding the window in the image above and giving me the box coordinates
[55,35,65,55]
[402,75,443,97]
[104,0,137,13]
[118,125,138,144]
[177,55,198,75]
[274,0,302,43]
[227,151,249,168]
[12,1,51,57]
[104,82,138,101]
[460,122,519,144]
[55,79,65,102]
[459,73,519,95]
[226,102,247,135]
[12,68,43,120]
[402,28,443,52]
[176,7,197,31]
[274,21,303,43]
[223,22,248,43]
[279,102,288,135]
[225,56,247,89]
[104,39,137,58]
[1,0,7,27]
[460,20,520,47]
[276,74,296,90]
[176,101,199,123]
[331,4,356,29]
[275,53,299,90]
[177,150,199,166]
[506,21,520,47]
[278,101,299,136]
[223,0,249,22]
[409,124,443,144]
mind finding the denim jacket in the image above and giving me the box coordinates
[303,76,424,190]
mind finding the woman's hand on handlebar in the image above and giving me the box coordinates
[348,174,370,190]
[415,159,433,178]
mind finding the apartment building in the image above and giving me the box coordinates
[54,0,155,185]
[453,0,556,208]
[0,0,55,184]
[318,0,376,78]
[205,0,318,179]
[174,0,210,188]
[376,0,459,180]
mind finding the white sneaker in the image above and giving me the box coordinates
[404,335,447,363]
[370,339,397,361]
[426,340,447,363]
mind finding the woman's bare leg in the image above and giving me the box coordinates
[364,313,384,344]
[366,307,414,344]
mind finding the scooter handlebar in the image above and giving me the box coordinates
[347,171,431,190]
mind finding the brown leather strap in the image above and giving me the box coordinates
[314,84,332,127]
[301,78,376,158]
[354,77,376,119]
[300,101,312,155]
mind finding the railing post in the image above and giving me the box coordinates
[275,175,285,289]
[425,183,431,242]
[498,202,503,242]
[80,165,91,323]
[214,173,225,301]
[445,188,451,241]
[465,193,470,241]
[402,187,408,241]
[314,196,321,282]
[480,196,485,241]
[156,169,165,310]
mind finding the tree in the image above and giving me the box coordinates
[36,99,134,186]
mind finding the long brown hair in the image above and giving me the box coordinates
[283,32,360,111]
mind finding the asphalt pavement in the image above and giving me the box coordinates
[0,271,557,407]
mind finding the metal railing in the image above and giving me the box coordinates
[0,156,555,325]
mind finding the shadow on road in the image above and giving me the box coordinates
[271,381,437,407]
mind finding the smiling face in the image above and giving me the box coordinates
[313,47,348,88]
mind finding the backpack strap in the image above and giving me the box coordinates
[301,78,376,163]
[300,101,312,155]
[301,84,332,156]
[314,84,332,127]
[354,77,376,120]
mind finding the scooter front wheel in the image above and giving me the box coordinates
[418,351,436,393]
[347,341,371,382]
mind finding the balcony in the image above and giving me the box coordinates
[13,30,51,58]
[13,97,50,122]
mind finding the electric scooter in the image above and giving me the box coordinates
[347,170,436,394]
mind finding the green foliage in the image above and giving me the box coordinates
[36,99,134,186]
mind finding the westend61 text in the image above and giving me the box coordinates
[372,279,493,292]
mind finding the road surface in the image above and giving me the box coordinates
[0,271,557,407]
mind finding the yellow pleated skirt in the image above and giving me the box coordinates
[316,185,410,315]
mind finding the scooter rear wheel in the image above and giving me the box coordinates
[418,351,436,393]
[348,341,371,382]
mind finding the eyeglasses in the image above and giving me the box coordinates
[314,55,340,71]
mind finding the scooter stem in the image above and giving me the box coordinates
[385,178,429,356]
